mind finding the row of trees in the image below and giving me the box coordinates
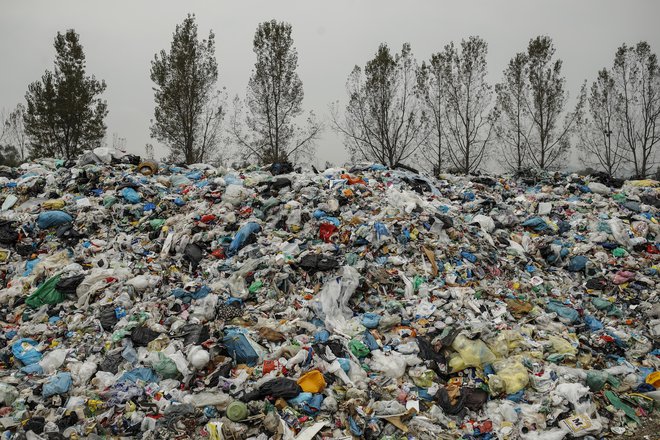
[2,15,659,178]
[334,37,660,178]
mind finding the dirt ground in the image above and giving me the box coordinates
[611,412,660,439]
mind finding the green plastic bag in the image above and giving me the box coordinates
[149,219,165,230]
[154,353,179,379]
[26,275,64,308]
[612,248,627,257]
[586,370,608,392]
[249,280,263,293]
[349,339,370,358]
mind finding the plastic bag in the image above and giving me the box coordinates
[227,222,261,256]
[39,348,68,375]
[490,358,529,394]
[0,383,19,405]
[37,210,72,229]
[42,372,72,397]
[12,338,42,366]
[25,275,64,308]
[451,334,496,371]
[121,187,141,204]
[154,352,179,379]
[370,350,407,379]
[317,266,360,334]
[223,329,260,366]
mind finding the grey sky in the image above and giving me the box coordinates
[2,0,659,168]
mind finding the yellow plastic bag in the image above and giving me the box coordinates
[491,357,529,394]
[547,335,577,357]
[451,334,496,370]
[42,199,65,210]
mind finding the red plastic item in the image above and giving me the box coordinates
[200,214,216,223]
[340,173,366,185]
[319,223,337,243]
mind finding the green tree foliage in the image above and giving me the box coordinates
[150,14,224,164]
[332,43,427,167]
[230,20,320,164]
[24,29,107,159]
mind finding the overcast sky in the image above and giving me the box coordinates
[2,0,660,168]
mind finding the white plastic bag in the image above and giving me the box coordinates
[318,266,360,334]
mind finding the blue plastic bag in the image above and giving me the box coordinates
[42,372,72,397]
[521,217,548,232]
[567,255,588,272]
[121,187,142,204]
[23,258,41,277]
[461,251,477,263]
[227,222,261,256]
[374,222,389,239]
[119,367,158,384]
[11,339,42,366]
[546,301,579,324]
[223,329,259,366]
[361,313,381,329]
[584,315,603,331]
[37,211,72,229]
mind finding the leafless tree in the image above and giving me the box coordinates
[611,42,660,178]
[577,69,626,177]
[524,36,585,171]
[416,54,449,176]
[229,20,320,165]
[331,43,428,167]
[1,104,28,162]
[441,36,496,174]
[494,53,533,172]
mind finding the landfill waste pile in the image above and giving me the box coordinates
[0,148,659,440]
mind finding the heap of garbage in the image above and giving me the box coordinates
[0,148,659,439]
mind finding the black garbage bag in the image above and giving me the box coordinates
[270,162,294,175]
[56,223,85,243]
[57,411,79,432]
[178,323,210,346]
[55,274,85,295]
[462,388,489,411]
[184,243,204,269]
[0,221,18,245]
[326,340,349,358]
[99,306,119,332]
[131,326,159,347]
[585,277,609,290]
[271,177,292,191]
[471,176,497,187]
[417,337,448,375]
[298,254,339,272]
[24,416,46,434]
[435,387,466,416]
[241,378,302,402]
[15,244,35,257]
[98,352,124,374]
[641,193,660,209]
[434,214,454,229]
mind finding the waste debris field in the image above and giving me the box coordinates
[0,151,659,440]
